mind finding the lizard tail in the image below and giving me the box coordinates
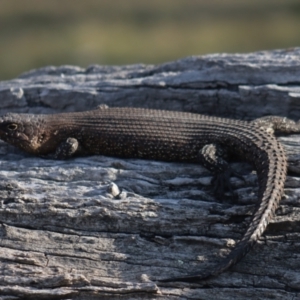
[159,138,287,283]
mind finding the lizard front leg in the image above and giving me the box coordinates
[43,138,81,159]
[54,137,80,159]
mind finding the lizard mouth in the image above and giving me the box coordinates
[0,132,30,144]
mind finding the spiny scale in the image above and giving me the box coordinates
[0,107,292,282]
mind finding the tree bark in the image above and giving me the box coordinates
[0,48,300,299]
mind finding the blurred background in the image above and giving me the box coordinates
[1,0,300,80]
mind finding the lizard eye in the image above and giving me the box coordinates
[7,123,18,131]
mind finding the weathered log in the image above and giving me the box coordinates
[0,48,300,299]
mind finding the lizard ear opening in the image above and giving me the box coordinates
[7,123,18,131]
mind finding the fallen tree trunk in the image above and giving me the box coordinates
[0,48,300,299]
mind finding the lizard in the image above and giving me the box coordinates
[0,106,299,283]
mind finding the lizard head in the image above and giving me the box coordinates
[0,113,47,154]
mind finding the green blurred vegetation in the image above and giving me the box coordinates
[0,0,300,79]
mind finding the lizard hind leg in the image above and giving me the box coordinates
[198,144,243,198]
[252,115,300,134]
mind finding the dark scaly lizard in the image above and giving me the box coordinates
[0,107,299,283]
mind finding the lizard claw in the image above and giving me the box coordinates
[211,168,244,199]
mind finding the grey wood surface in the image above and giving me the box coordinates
[0,48,300,299]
